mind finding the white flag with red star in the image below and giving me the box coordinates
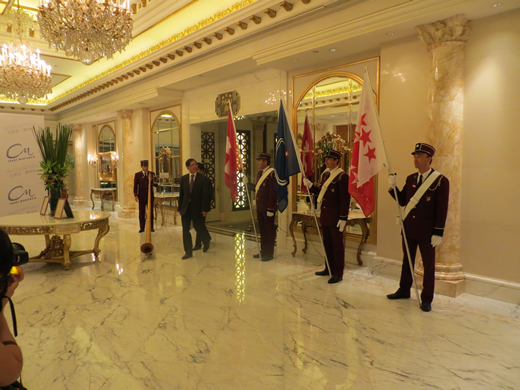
[348,69,388,217]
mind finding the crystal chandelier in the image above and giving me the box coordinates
[0,6,52,104]
[38,0,133,65]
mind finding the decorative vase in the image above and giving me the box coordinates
[49,188,61,216]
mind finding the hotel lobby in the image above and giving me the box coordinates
[1,0,520,389]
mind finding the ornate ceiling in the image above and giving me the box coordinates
[0,0,518,119]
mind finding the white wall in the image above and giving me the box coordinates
[461,9,520,283]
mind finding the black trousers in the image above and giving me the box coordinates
[138,198,154,231]
[257,211,275,257]
[399,236,436,303]
[322,225,344,276]
[182,205,211,254]
[195,216,211,246]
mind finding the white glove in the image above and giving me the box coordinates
[337,220,347,232]
[431,235,442,247]
[267,211,274,218]
[242,175,249,184]
[303,178,313,189]
[388,174,397,189]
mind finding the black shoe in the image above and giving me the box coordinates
[420,302,432,312]
[182,253,192,260]
[203,241,210,253]
[151,229,155,232]
[139,229,144,233]
[193,245,202,251]
[386,291,411,300]
[315,269,329,276]
[328,275,343,284]
[261,256,273,262]
[253,254,261,259]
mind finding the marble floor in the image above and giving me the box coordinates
[7,211,520,389]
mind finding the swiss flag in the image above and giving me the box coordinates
[300,115,313,193]
[225,104,243,202]
[348,70,388,217]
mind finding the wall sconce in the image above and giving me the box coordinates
[88,154,98,167]
[111,152,119,169]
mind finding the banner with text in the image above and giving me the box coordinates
[0,114,45,217]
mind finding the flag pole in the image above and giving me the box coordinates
[363,68,421,307]
[229,103,261,256]
[282,102,332,278]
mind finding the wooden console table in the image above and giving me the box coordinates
[154,192,179,225]
[90,188,116,211]
[0,210,110,270]
[289,210,370,265]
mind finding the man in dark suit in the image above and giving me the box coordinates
[304,150,350,284]
[387,143,450,312]
[179,158,212,259]
[243,152,277,262]
[134,160,158,233]
[193,162,213,251]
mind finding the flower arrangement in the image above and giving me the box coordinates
[33,124,75,213]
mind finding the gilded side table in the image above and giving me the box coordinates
[0,210,111,270]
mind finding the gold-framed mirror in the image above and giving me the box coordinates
[98,151,117,182]
[151,111,181,194]
[292,59,379,244]
[98,124,116,153]
[97,122,118,197]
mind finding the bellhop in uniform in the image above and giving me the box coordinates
[134,160,158,233]
[387,143,450,312]
[244,153,277,262]
[305,150,350,284]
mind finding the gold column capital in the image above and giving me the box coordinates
[117,109,133,119]
[417,14,471,50]
[71,123,82,132]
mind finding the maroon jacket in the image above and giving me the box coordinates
[133,171,157,202]
[248,168,277,214]
[390,170,449,239]
[310,169,350,226]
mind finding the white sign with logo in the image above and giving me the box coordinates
[0,114,45,217]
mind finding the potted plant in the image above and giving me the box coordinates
[33,124,75,215]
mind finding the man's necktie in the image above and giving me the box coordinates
[417,174,423,187]
[190,175,194,193]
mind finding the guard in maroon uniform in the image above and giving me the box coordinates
[387,143,450,312]
[133,160,158,233]
[244,153,277,261]
[304,149,350,284]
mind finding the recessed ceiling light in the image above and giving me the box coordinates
[386,32,395,36]
[330,48,336,52]
[331,115,335,117]
[493,2,502,6]
[293,59,299,62]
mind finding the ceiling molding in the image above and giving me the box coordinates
[47,0,322,112]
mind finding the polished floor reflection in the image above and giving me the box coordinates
[9,213,520,389]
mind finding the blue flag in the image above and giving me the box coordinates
[275,101,301,213]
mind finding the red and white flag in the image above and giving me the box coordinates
[348,70,388,217]
[225,104,243,202]
[300,115,313,193]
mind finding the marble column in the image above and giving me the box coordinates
[72,124,85,206]
[118,109,136,218]
[416,14,470,297]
